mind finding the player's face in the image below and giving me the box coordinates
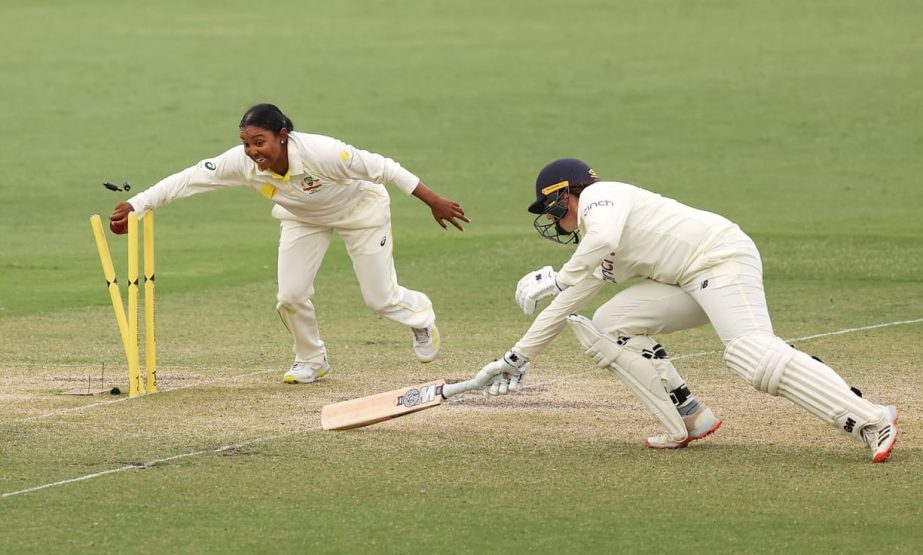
[546,193,579,233]
[240,126,288,174]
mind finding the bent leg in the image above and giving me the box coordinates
[569,314,688,442]
[725,334,891,442]
[593,279,710,337]
[572,284,719,447]
[593,280,709,394]
[339,210,434,330]
[686,232,896,457]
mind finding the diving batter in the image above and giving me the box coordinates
[477,158,897,463]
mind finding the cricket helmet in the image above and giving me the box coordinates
[527,158,598,214]
[529,158,599,244]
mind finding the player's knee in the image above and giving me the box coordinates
[276,290,313,311]
[590,308,637,337]
[362,295,390,313]
[724,334,794,395]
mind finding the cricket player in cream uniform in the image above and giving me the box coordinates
[478,158,898,462]
[109,104,468,384]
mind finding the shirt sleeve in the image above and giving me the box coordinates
[512,276,606,359]
[555,186,631,287]
[127,147,248,218]
[310,136,420,195]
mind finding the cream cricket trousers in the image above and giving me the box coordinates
[591,228,773,346]
[590,229,772,391]
[275,190,435,364]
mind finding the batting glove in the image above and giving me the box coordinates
[515,266,564,315]
[482,350,530,395]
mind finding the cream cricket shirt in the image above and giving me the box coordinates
[513,181,740,359]
[127,131,420,225]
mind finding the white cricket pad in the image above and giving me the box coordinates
[568,315,688,442]
[724,334,884,440]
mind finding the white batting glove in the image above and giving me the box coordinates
[481,351,530,395]
[515,266,564,315]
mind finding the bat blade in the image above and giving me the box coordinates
[321,379,447,430]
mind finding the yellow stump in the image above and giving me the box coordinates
[126,214,145,396]
[143,212,158,392]
[90,215,143,397]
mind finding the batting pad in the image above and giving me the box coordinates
[568,315,688,442]
[724,334,884,440]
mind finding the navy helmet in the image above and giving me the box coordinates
[529,158,599,244]
[528,158,599,214]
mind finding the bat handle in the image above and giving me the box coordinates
[441,369,493,399]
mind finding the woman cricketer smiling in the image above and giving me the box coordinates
[109,103,468,384]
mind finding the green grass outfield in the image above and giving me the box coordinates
[1,1,922,553]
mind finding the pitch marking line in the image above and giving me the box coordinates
[3,317,920,500]
[1,431,301,500]
[671,317,923,361]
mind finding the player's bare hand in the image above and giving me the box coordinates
[429,197,469,231]
[411,182,470,231]
[108,201,134,235]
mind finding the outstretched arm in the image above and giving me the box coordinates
[411,182,469,231]
[106,146,250,234]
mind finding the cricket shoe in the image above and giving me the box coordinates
[283,359,330,384]
[644,405,722,449]
[411,324,440,363]
[862,405,898,463]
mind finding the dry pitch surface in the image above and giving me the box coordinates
[3,318,919,489]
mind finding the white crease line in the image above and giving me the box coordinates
[672,317,923,361]
[786,317,923,342]
[1,431,300,499]
[4,317,920,499]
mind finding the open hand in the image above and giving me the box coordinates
[411,182,470,231]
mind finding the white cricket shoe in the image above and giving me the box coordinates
[411,324,440,363]
[862,405,898,463]
[282,359,330,384]
[645,405,722,449]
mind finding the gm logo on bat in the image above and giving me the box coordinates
[397,384,440,407]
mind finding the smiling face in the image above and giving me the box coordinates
[239,125,289,175]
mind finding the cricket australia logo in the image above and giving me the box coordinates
[302,175,322,193]
[397,384,438,407]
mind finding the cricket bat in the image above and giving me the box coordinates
[320,373,491,431]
